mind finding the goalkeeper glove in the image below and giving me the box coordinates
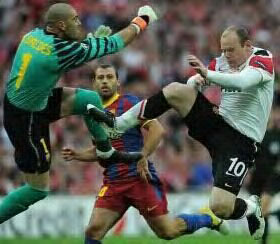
[87,25,112,38]
[94,25,112,38]
[131,5,158,33]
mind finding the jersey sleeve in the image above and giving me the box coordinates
[54,34,124,71]
[207,67,262,90]
[249,54,274,82]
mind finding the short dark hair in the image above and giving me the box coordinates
[223,25,250,46]
[93,64,119,80]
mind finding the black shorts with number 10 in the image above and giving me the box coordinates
[183,92,259,195]
[3,88,62,174]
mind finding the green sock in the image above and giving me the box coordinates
[73,88,103,115]
[84,115,112,152]
[0,184,48,224]
[73,88,112,152]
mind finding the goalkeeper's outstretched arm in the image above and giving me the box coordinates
[57,5,158,71]
[118,5,158,45]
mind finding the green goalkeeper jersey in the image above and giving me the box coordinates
[6,28,124,111]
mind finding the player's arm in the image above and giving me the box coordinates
[55,5,157,71]
[187,54,273,90]
[118,5,158,45]
[141,119,165,157]
[186,58,217,89]
[207,67,263,90]
[137,119,165,182]
[61,146,98,162]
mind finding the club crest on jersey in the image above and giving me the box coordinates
[254,61,267,70]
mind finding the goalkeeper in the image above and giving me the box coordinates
[1,3,157,224]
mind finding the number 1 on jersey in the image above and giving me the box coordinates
[16,53,32,90]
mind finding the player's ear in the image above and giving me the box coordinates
[92,79,96,90]
[244,40,252,50]
[117,79,121,89]
[57,20,66,31]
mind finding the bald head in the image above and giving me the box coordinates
[45,3,75,25]
[44,3,83,41]
[222,25,250,47]
[220,25,252,69]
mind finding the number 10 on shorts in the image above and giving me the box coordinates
[226,157,248,185]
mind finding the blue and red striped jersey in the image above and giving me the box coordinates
[102,93,159,183]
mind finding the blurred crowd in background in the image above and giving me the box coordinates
[1,0,280,195]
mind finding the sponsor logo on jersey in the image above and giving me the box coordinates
[222,88,241,93]
[254,61,267,70]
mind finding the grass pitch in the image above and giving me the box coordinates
[0,234,280,244]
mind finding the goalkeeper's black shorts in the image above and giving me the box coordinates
[3,88,62,174]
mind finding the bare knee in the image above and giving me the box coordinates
[24,172,50,190]
[85,223,106,240]
[164,82,187,101]
[210,201,234,219]
[163,82,197,117]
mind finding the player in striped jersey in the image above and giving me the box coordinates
[89,26,274,240]
[0,3,157,224]
[62,64,228,244]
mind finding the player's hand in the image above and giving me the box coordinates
[61,147,77,161]
[93,25,112,38]
[131,5,158,33]
[187,55,208,78]
[193,74,207,86]
[137,157,152,183]
[138,5,158,24]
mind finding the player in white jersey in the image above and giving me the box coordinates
[194,45,274,144]
[87,25,274,240]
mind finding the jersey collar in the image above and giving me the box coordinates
[103,93,120,108]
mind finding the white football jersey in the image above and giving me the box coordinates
[208,47,274,142]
